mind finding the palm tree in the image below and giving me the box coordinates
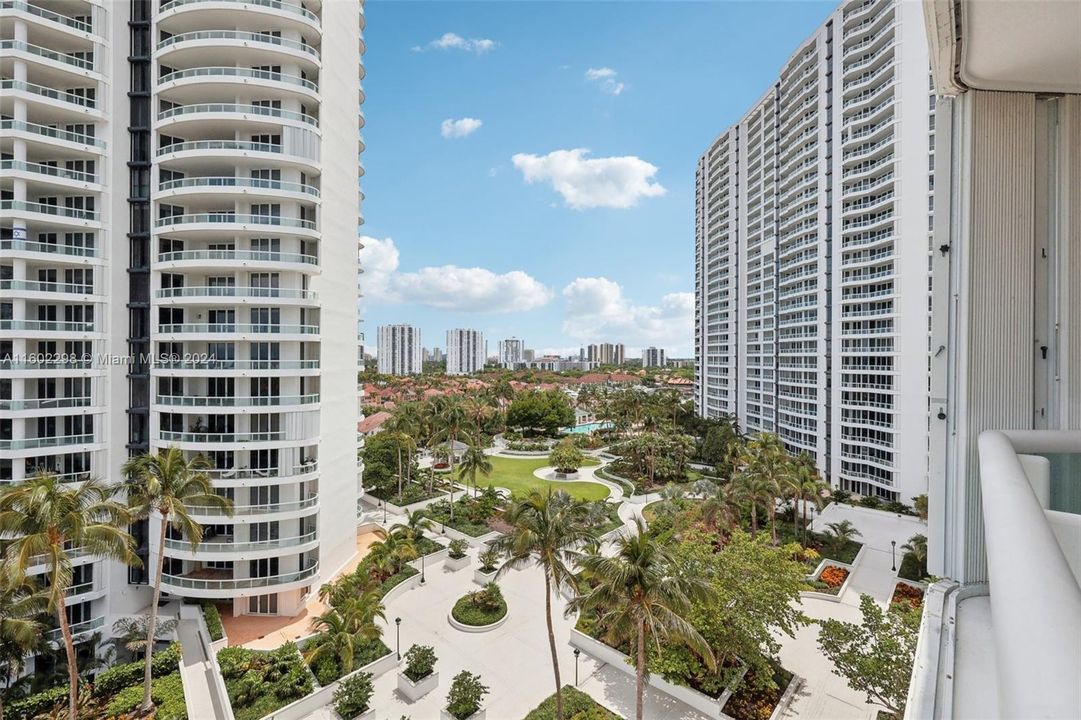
[736,434,789,542]
[824,520,863,554]
[462,396,495,437]
[699,483,741,534]
[570,519,716,720]
[457,442,493,500]
[0,474,138,720]
[431,398,469,473]
[303,590,385,677]
[494,490,598,720]
[392,508,434,542]
[791,459,826,539]
[367,530,417,579]
[0,570,47,720]
[123,447,233,714]
[901,533,928,577]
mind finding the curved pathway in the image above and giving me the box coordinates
[530,464,626,502]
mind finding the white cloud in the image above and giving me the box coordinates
[561,277,693,353]
[511,149,666,209]
[585,67,625,95]
[359,236,552,313]
[414,32,498,54]
[440,117,483,139]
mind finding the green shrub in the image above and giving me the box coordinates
[524,686,619,720]
[402,644,437,682]
[477,547,501,573]
[451,584,508,626]
[448,538,468,559]
[858,495,882,509]
[93,642,182,696]
[222,643,313,720]
[6,684,69,720]
[202,602,224,641]
[105,672,187,720]
[831,489,852,504]
[445,670,488,720]
[333,672,374,718]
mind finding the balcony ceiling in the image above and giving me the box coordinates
[958,0,1081,93]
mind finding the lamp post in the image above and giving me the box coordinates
[395,617,402,660]
[573,648,581,686]
[891,540,897,572]
[421,552,426,584]
[382,499,387,524]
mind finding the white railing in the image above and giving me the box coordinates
[976,430,1081,719]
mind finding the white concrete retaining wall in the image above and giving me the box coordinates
[257,649,397,720]
[182,605,235,720]
[447,609,509,633]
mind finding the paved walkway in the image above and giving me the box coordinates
[177,618,230,720]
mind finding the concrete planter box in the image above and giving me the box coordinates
[473,568,498,586]
[340,708,375,720]
[448,609,508,633]
[441,709,485,720]
[445,554,471,571]
[801,562,855,603]
[397,670,438,702]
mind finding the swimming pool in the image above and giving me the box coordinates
[563,421,614,434]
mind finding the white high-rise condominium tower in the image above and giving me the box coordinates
[446,328,484,375]
[1,0,364,636]
[642,347,666,368]
[497,337,524,368]
[694,0,932,503]
[377,324,421,375]
[587,342,624,365]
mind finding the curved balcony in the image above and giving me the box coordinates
[155,393,319,408]
[0,119,103,153]
[0,79,99,113]
[187,495,319,518]
[0,278,96,297]
[156,103,318,131]
[0,1,95,36]
[0,319,96,334]
[156,30,319,70]
[204,462,319,487]
[0,160,100,189]
[0,40,97,74]
[154,358,320,373]
[153,214,317,238]
[0,200,100,225]
[157,67,319,101]
[156,176,319,201]
[155,139,318,172]
[154,287,318,305]
[158,430,286,445]
[164,530,318,555]
[158,562,319,597]
[0,238,101,263]
[156,323,320,338]
[157,0,321,35]
[0,433,95,451]
[156,249,319,273]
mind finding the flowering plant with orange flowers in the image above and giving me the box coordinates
[819,565,849,588]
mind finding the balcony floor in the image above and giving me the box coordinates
[953,594,999,719]
[219,528,380,649]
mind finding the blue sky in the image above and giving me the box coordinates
[359,0,836,358]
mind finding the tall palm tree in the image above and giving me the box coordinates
[790,458,826,539]
[699,483,741,534]
[0,474,138,720]
[122,447,232,714]
[457,442,493,500]
[901,533,928,577]
[570,519,716,720]
[461,396,495,438]
[824,520,863,554]
[737,434,789,542]
[432,399,469,473]
[495,490,598,720]
[367,530,417,580]
[303,593,384,677]
[0,570,47,720]
[392,508,434,542]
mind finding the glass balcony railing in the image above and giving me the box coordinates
[0,396,92,411]
[0,119,104,147]
[0,433,94,450]
[46,616,103,641]
[155,358,320,371]
[156,30,319,58]
[0,320,95,333]
[155,394,319,407]
[186,495,319,517]
[164,530,317,553]
[157,323,319,335]
[158,430,285,443]
[0,40,95,70]
[157,140,282,157]
[157,176,319,197]
[205,462,317,480]
[0,80,96,109]
[0,200,99,221]
[0,279,94,294]
[158,0,319,25]
[159,563,319,591]
[153,214,316,230]
[157,249,317,265]
[159,67,318,93]
[157,103,318,127]
[155,286,317,301]
[0,160,99,184]
[0,0,94,33]
[0,358,93,370]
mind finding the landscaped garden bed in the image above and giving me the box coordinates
[426,490,505,537]
[6,643,185,720]
[450,583,508,629]
[523,686,619,720]
[806,564,849,596]
[305,635,392,686]
[891,581,925,610]
[721,663,794,720]
[897,550,926,582]
[218,642,313,720]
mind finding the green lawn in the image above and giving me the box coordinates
[481,455,608,501]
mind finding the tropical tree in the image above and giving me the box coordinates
[123,447,233,714]
[788,455,826,539]
[303,590,385,678]
[110,615,177,660]
[392,508,434,542]
[736,434,791,542]
[824,520,863,554]
[901,534,928,577]
[457,441,493,500]
[0,570,46,720]
[494,490,598,720]
[699,483,742,534]
[0,474,138,720]
[571,518,716,720]
[548,443,585,474]
[432,399,469,473]
[367,530,417,579]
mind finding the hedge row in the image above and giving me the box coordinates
[94,642,182,696]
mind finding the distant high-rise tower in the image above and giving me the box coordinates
[694,0,932,503]
[642,347,667,368]
[587,343,625,365]
[378,325,422,375]
[498,338,524,367]
[446,328,485,375]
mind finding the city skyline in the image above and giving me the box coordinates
[358,0,836,356]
